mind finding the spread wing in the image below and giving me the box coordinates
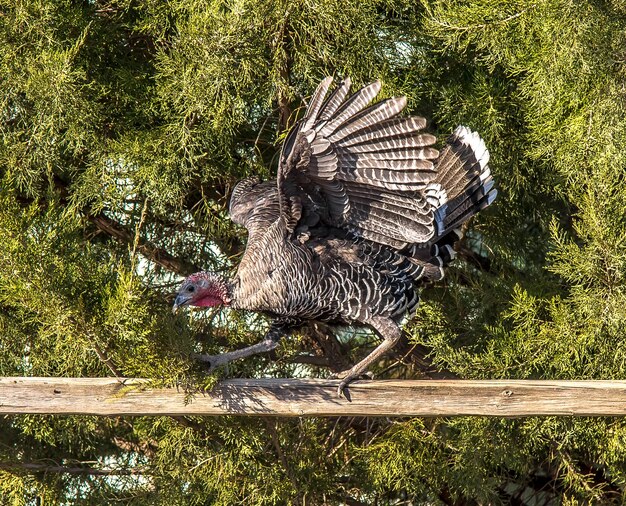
[228,177,280,236]
[276,77,441,249]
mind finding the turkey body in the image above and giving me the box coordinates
[231,191,423,325]
[175,76,496,395]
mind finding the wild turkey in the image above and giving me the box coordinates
[173,76,497,396]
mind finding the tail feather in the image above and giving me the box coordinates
[408,242,458,283]
[431,125,496,239]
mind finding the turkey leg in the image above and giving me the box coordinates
[334,317,401,397]
[193,323,286,372]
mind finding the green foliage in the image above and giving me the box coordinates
[2,0,626,503]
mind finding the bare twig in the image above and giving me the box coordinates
[130,197,150,272]
[274,10,292,133]
[265,419,299,494]
[92,342,124,380]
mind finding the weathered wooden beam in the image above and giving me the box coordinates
[1,377,625,417]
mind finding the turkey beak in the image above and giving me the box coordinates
[172,294,188,314]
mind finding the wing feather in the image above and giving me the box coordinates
[318,78,352,122]
[318,80,382,137]
[301,76,333,131]
[236,78,496,255]
[328,97,408,143]
[277,77,440,247]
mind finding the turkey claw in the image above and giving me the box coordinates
[337,378,352,400]
[192,353,221,373]
[331,370,374,399]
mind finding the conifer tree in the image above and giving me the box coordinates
[2,0,626,504]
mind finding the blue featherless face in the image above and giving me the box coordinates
[173,272,231,313]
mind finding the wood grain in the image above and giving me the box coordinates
[1,377,625,417]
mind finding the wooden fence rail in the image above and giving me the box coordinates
[1,377,626,417]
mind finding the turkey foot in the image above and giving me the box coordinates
[330,369,374,399]
[333,317,402,398]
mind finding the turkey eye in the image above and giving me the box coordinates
[187,286,195,293]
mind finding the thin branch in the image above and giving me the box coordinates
[265,419,299,494]
[274,10,292,133]
[130,197,150,272]
[428,6,535,32]
[457,246,492,273]
[92,342,124,380]
[393,334,458,380]
[298,323,455,379]
[288,354,333,368]
[12,176,199,277]
[301,323,352,373]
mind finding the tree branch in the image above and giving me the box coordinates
[0,461,148,476]
[288,354,333,368]
[274,10,292,133]
[300,323,353,373]
[297,323,455,379]
[13,175,201,277]
[392,334,458,380]
[88,213,200,276]
[92,342,124,380]
[264,419,299,495]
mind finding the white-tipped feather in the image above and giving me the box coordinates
[442,244,456,261]
[479,166,491,183]
[483,178,495,194]
[454,125,490,169]
[319,80,382,137]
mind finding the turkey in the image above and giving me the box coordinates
[173,76,497,396]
